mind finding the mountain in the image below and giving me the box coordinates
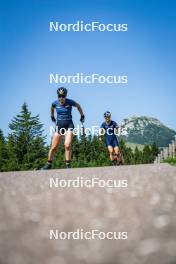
[120,116,176,147]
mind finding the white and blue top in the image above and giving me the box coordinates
[52,98,77,121]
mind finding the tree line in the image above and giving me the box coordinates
[0,103,159,171]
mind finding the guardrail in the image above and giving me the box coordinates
[154,135,176,163]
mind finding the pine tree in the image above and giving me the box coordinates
[71,135,82,166]
[151,142,159,157]
[142,145,153,163]
[6,134,19,171]
[0,129,8,171]
[119,139,134,165]
[8,103,47,170]
[134,146,142,164]
[52,139,65,169]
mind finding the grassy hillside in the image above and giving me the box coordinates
[125,142,144,151]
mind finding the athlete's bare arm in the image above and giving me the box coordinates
[75,103,84,116]
[51,105,55,117]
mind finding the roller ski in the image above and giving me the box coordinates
[41,161,52,170]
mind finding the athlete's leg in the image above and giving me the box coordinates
[107,146,114,161]
[42,132,62,169]
[64,130,74,162]
[114,146,120,156]
[48,132,62,161]
[114,146,123,164]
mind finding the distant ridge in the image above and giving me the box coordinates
[120,116,176,147]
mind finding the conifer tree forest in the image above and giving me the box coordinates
[0,103,160,171]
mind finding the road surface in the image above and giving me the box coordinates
[0,164,176,264]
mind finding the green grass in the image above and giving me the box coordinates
[163,156,176,165]
[126,142,144,151]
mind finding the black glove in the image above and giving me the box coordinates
[80,115,85,123]
[51,116,56,123]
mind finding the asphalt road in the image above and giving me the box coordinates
[0,164,176,264]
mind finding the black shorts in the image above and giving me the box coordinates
[105,136,119,147]
[55,120,74,135]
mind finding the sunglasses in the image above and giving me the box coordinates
[59,95,66,99]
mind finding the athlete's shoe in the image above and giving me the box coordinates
[65,161,71,168]
[42,162,52,170]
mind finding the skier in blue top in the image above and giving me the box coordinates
[101,111,122,165]
[43,87,85,169]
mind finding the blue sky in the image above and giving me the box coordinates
[1,0,176,142]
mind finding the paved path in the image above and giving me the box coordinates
[0,164,176,264]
